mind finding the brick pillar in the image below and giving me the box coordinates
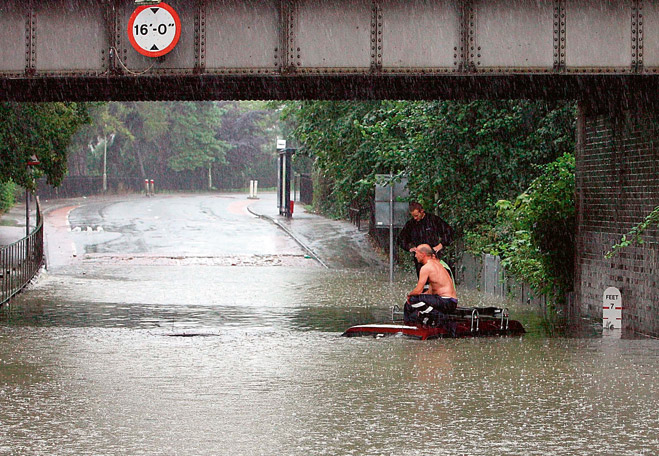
[575,104,659,337]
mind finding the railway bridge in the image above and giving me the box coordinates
[1,0,657,335]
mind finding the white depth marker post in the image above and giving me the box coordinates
[602,287,622,329]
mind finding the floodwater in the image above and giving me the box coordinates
[1,195,657,455]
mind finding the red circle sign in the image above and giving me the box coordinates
[127,2,181,58]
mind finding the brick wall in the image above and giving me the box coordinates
[575,105,659,337]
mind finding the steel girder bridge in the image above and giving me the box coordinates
[0,0,657,103]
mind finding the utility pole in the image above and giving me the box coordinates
[26,155,40,239]
[102,127,108,192]
[25,188,30,239]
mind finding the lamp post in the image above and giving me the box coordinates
[26,155,40,238]
[103,129,108,192]
[101,129,115,193]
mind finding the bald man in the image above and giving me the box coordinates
[404,244,458,326]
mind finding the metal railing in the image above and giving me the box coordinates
[348,203,370,231]
[1,198,44,306]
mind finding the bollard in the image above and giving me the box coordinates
[253,180,258,198]
[149,179,155,195]
[603,287,622,330]
[144,179,150,196]
[289,200,294,216]
[248,180,259,199]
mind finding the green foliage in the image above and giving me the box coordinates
[0,181,17,212]
[281,101,386,216]
[213,101,281,189]
[282,100,577,306]
[67,101,279,190]
[166,102,229,172]
[0,102,90,190]
[473,153,576,300]
[282,100,576,237]
[606,205,659,258]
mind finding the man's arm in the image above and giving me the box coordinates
[408,266,430,296]
[397,222,413,251]
[439,218,454,247]
[430,215,453,251]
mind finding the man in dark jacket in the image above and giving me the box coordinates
[397,202,454,277]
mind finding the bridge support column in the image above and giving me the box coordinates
[574,100,659,337]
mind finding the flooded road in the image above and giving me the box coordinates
[1,194,657,455]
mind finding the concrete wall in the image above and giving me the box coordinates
[575,104,659,337]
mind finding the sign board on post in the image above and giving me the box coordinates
[374,175,409,227]
[374,174,409,282]
[128,3,181,58]
[602,287,622,329]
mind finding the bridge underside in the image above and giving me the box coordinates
[1,0,658,102]
[2,74,658,104]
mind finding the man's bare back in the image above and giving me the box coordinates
[420,259,456,298]
[407,244,457,298]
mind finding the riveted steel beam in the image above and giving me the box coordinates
[105,0,118,75]
[370,0,382,73]
[195,0,206,74]
[458,0,475,73]
[281,0,297,74]
[642,0,659,73]
[564,0,633,74]
[0,0,657,97]
[26,1,36,76]
[555,0,566,72]
[633,0,643,72]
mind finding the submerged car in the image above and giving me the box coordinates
[342,305,525,340]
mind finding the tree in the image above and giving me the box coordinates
[214,101,280,189]
[476,153,576,301]
[166,102,230,189]
[66,101,283,191]
[0,102,90,190]
[281,101,385,215]
[281,100,576,230]
[283,100,577,299]
[68,103,133,177]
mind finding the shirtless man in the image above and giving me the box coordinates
[404,244,458,326]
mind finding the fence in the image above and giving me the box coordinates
[456,252,549,308]
[347,198,373,232]
[37,176,145,198]
[0,198,44,306]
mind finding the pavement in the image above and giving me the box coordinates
[246,192,387,269]
[0,192,387,270]
[0,201,34,246]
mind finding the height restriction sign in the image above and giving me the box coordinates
[128,3,181,58]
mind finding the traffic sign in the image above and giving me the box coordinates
[127,3,181,58]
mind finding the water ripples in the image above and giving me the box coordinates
[1,267,657,455]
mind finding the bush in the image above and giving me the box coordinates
[467,153,576,302]
[0,181,17,213]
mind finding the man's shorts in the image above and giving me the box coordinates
[404,294,458,326]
